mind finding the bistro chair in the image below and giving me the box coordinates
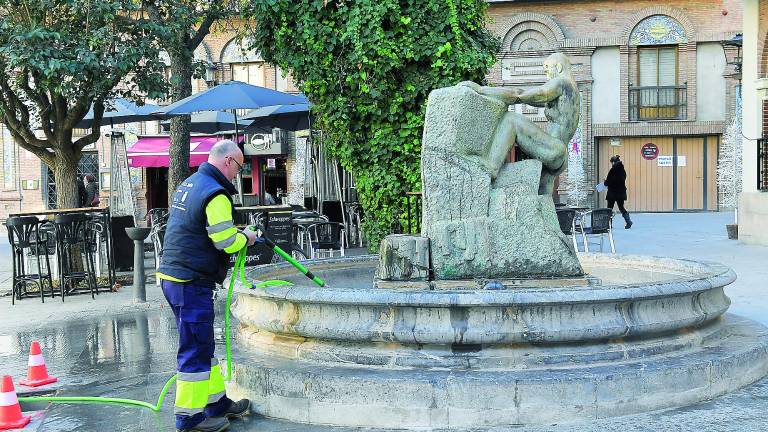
[344,202,364,247]
[292,211,328,252]
[5,216,55,304]
[147,208,169,227]
[555,208,581,252]
[86,212,109,285]
[305,222,346,259]
[575,208,615,253]
[53,213,98,300]
[149,222,167,285]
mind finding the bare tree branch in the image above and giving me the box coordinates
[188,12,217,50]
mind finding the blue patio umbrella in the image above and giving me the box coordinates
[242,103,312,132]
[159,111,254,134]
[156,81,307,116]
[154,81,308,205]
[75,99,160,129]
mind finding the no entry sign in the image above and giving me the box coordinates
[641,143,659,160]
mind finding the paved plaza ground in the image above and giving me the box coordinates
[1,211,767,431]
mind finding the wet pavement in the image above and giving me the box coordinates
[1,212,768,431]
[1,305,360,431]
[1,304,768,432]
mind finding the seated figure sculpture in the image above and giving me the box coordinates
[457,52,579,196]
[412,52,584,280]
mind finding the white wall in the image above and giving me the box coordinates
[696,43,727,121]
[591,47,621,124]
[742,0,760,194]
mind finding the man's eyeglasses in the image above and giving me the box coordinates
[229,157,244,174]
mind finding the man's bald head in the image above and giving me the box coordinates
[208,139,244,181]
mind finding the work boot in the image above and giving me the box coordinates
[623,213,633,229]
[224,398,251,419]
[178,416,230,432]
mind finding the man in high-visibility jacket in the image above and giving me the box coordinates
[158,139,259,432]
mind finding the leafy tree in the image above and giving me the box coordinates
[0,0,167,208]
[143,1,236,199]
[244,0,499,248]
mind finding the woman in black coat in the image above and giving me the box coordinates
[604,155,633,229]
[84,174,100,207]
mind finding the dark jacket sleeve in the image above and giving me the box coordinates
[77,180,87,207]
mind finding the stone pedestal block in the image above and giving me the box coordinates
[419,86,583,279]
[375,234,430,281]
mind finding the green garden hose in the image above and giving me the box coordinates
[17,375,177,413]
[248,225,325,287]
[16,245,296,412]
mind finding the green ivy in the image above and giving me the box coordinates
[244,0,499,249]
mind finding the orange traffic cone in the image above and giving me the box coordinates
[18,341,57,387]
[0,375,31,430]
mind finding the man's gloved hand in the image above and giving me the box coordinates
[244,226,266,247]
[244,229,258,246]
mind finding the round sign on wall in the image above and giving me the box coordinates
[641,143,659,160]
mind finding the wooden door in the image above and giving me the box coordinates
[706,136,719,210]
[598,137,674,212]
[675,137,705,210]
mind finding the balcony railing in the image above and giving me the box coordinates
[758,139,768,192]
[628,85,687,121]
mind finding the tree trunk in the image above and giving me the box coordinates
[53,148,84,273]
[54,148,81,209]
[167,48,194,200]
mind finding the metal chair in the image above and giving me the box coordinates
[149,222,167,274]
[53,213,98,300]
[147,208,169,227]
[344,202,364,247]
[555,209,581,252]
[305,222,346,259]
[85,213,111,288]
[5,216,55,304]
[576,208,615,253]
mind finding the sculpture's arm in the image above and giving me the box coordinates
[457,81,521,105]
[475,86,522,105]
[516,80,563,107]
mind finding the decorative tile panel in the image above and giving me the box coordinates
[630,15,687,45]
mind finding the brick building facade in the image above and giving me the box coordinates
[0,2,743,221]
[487,0,741,211]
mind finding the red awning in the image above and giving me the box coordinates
[127,135,243,168]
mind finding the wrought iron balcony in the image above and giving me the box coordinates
[628,85,687,121]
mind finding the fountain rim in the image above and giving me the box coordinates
[237,253,735,307]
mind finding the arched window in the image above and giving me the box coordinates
[629,15,687,120]
[220,37,265,87]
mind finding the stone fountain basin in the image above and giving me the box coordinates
[227,254,768,428]
[232,253,734,346]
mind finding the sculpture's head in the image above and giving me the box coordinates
[543,53,572,79]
